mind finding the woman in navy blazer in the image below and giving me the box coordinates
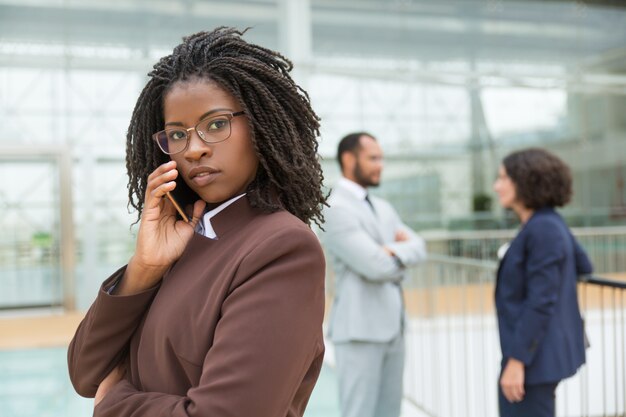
[493,148,592,417]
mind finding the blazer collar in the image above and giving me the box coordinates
[525,206,556,226]
[496,207,556,281]
[209,195,267,238]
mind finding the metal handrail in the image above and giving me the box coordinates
[421,226,626,241]
[425,253,498,269]
[579,274,626,290]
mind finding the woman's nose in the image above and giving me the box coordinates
[184,131,213,160]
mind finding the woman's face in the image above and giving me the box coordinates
[163,79,258,204]
[493,165,518,209]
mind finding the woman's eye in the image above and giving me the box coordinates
[168,130,187,141]
[207,119,228,131]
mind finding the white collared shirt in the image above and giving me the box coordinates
[337,177,367,201]
[337,177,371,210]
[196,193,246,239]
[497,242,511,260]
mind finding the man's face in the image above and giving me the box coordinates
[352,135,383,188]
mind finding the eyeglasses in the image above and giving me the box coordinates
[152,111,245,155]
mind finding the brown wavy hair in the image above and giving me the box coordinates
[125,27,326,227]
[502,148,572,209]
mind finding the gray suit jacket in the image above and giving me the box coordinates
[322,181,426,343]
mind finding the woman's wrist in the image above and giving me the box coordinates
[507,357,524,369]
[113,256,167,295]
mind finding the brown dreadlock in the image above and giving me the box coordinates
[126,27,326,227]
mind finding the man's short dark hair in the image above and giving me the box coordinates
[337,132,375,171]
[503,148,572,209]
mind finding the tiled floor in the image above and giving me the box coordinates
[0,348,92,417]
[0,347,340,417]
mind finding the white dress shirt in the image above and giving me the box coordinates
[337,177,372,212]
[196,193,246,239]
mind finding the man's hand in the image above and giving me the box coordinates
[95,365,125,407]
[500,358,525,403]
[395,230,409,242]
[383,229,410,256]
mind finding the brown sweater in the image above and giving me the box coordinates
[68,197,326,417]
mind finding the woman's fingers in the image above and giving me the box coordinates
[94,365,126,407]
[502,386,524,403]
[147,160,176,183]
[500,358,526,403]
[145,162,179,209]
[188,200,207,227]
[147,161,177,192]
[501,380,525,403]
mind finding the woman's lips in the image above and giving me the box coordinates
[188,166,220,187]
[191,171,220,186]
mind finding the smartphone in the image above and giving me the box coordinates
[165,191,189,222]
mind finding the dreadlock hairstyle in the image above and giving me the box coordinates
[126,27,326,227]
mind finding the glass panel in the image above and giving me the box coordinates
[0,159,62,308]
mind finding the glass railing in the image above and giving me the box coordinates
[402,255,626,417]
[422,226,626,274]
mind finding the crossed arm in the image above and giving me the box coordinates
[323,203,426,282]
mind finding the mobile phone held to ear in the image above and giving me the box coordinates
[166,192,189,222]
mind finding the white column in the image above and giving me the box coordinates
[278,0,312,87]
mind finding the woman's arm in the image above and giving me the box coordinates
[93,226,326,417]
[509,219,565,366]
[323,204,405,282]
[68,161,206,396]
[67,267,159,397]
[570,232,593,275]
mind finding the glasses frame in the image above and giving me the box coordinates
[152,110,246,155]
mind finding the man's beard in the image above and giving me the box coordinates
[354,162,379,188]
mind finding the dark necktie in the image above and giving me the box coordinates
[364,194,376,214]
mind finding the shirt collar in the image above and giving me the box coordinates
[337,177,368,201]
[196,193,246,239]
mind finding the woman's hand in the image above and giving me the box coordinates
[94,365,125,407]
[116,161,206,295]
[500,358,525,403]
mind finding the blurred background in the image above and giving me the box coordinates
[1,1,625,416]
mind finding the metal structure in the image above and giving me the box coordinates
[1,0,626,310]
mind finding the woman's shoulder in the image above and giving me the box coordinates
[235,211,325,279]
[215,197,317,243]
[526,208,565,233]
[247,209,321,246]
[523,209,569,250]
[254,208,313,231]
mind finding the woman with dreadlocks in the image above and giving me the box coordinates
[68,27,327,417]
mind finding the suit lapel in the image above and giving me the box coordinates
[334,186,384,244]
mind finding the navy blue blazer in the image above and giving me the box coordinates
[495,207,592,385]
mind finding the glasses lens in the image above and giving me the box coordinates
[154,131,171,154]
[197,115,231,143]
[165,129,188,154]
